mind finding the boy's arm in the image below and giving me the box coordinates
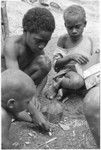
[28,100,50,132]
[54,54,89,71]
[2,108,12,149]
[4,38,19,69]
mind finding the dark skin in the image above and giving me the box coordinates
[3,30,52,132]
[83,85,100,148]
[56,19,88,69]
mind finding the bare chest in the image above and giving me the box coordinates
[18,48,35,70]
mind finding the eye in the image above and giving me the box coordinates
[75,25,80,29]
[67,26,73,30]
[26,101,30,104]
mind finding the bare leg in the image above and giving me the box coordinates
[28,99,50,132]
[45,71,84,100]
[83,85,100,148]
[60,71,84,89]
[45,78,62,100]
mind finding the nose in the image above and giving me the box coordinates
[72,28,77,34]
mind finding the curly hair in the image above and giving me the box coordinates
[22,7,55,33]
[63,5,86,22]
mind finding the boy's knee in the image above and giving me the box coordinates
[83,86,100,146]
[83,86,100,117]
[72,74,84,89]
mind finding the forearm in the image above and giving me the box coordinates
[28,101,44,126]
[14,111,32,123]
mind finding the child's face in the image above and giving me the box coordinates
[65,17,86,40]
[11,96,33,114]
[25,31,52,53]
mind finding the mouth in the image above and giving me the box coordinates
[71,34,79,39]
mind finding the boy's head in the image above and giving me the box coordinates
[23,7,55,33]
[63,5,86,40]
[2,69,36,114]
[22,7,55,53]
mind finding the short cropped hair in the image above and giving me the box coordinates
[2,69,36,107]
[23,7,55,33]
[63,5,86,22]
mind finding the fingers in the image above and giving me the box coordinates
[77,55,89,64]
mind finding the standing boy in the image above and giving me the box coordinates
[46,5,93,100]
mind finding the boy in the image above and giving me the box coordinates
[46,5,93,100]
[2,69,50,149]
[2,7,55,128]
[2,7,55,99]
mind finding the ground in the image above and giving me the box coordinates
[9,37,97,149]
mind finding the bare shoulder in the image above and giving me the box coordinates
[83,35,93,44]
[2,107,12,123]
[4,35,22,56]
[57,34,68,47]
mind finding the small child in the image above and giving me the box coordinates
[46,5,93,100]
[2,69,50,149]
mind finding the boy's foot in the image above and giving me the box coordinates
[45,85,58,100]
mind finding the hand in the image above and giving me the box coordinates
[32,108,51,132]
[70,54,89,65]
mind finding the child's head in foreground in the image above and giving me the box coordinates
[63,5,87,40]
[22,7,55,33]
[2,69,36,114]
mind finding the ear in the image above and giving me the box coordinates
[7,99,15,109]
[84,21,87,27]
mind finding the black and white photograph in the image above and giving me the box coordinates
[1,0,100,149]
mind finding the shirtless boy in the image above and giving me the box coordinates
[2,7,55,129]
[2,7,55,100]
[2,69,51,149]
[46,5,93,100]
